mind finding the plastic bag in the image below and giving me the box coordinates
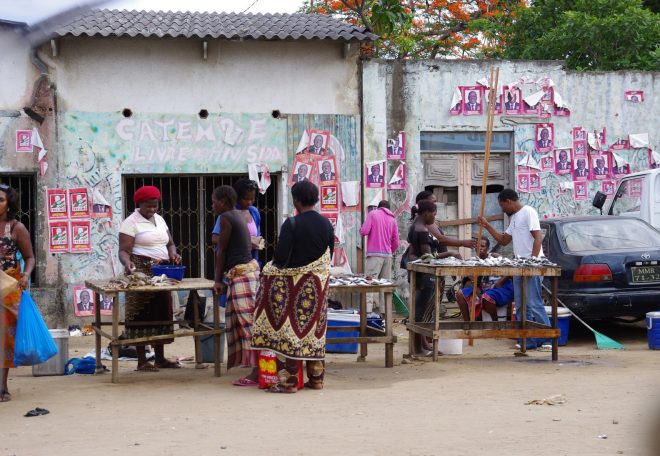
[257,350,303,390]
[65,357,97,375]
[13,291,59,366]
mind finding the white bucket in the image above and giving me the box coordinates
[438,338,463,355]
[481,306,509,322]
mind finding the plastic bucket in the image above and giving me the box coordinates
[152,265,186,280]
[438,339,463,355]
[326,310,359,354]
[32,329,69,376]
[481,305,509,322]
[200,324,226,363]
[646,311,660,350]
[545,306,571,346]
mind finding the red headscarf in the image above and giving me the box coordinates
[133,185,161,204]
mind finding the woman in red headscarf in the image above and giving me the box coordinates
[118,185,182,371]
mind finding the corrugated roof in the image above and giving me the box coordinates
[53,9,378,42]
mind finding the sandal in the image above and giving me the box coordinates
[303,381,323,390]
[266,384,297,394]
[231,377,258,387]
[136,363,159,372]
[24,408,49,417]
[154,359,182,369]
[0,390,11,402]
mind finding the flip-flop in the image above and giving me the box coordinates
[24,408,49,417]
[0,390,11,403]
[155,360,182,369]
[231,377,258,387]
[136,363,159,372]
[266,384,297,394]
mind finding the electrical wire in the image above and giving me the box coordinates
[242,0,261,13]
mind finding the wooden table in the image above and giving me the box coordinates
[406,263,562,361]
[86,278,222,383]
[327,282,398,367]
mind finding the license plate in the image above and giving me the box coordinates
[631,265,660,283]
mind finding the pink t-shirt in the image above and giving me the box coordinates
[119,209,170,260]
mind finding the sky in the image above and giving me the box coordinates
[0,0,305,24]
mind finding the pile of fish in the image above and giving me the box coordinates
[106,272,180,289]
[330,275,393,287]
[412,255,557,268]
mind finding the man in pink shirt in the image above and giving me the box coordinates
[360,200,400,312]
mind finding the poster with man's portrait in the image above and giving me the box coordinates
[502,86,521,114]
[591,155,610,180]
[387,162,406,190]
[573,181,588,201]
[554,105,571,117]
[386,131,405,160]
[612,162,631,177]
[554,148,572,175]
[317,156,338,185]
[73,285,96,317]
[517,173,529,193]
[536,123,554,153]
[540,155,554,172]
[70,220,92,253]
[572,157,590,181]
[624,91,644,103]
[573,140,587,157]
[365,160,385,189]
[461,86,483,116]
[289,154,316,187]
[15,130,33,152]
[306,129,330,155]
[99,294,114,316]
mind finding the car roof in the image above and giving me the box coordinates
[542,215,647,224]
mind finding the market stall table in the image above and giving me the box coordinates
[86,278,222,383]
[327,281,397,367]
[406,262,561,361]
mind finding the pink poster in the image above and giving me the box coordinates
[461,86,484,116]
[573,140,587,157]
[535,123,554,153]
[517,174,530,193]
[320,185,339,212]
[68,187,90,218]
[306,129,330,155]
[601,180,615,196]
[15,130,33,152]
[70,220,92,253]
[555,148,572,175]
[502,86,521,114]
[649,149,658,169]
[610,138,629,150]
[540,155,554,172]
[289,153,316,187]
[365,161,385,189]
[48,221,69,253]
[624,91,644,103]
[528,173,541,193]
[554,105,570,117]
[386,131,405,160]
[47,188,68,220]
[317,156,338,185]
[387,162,406,190]
[574,181,588,201]
[572,127,586,141]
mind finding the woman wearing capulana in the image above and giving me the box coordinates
[0,184,35,402]
[118,185,182,372]
[251,181,334,393]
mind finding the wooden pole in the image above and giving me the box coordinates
[468,66,499,345]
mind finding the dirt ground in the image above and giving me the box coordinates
[1,314,659,456]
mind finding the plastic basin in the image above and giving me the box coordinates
[152,265,186,280]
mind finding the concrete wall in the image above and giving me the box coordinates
[52,37,360,115]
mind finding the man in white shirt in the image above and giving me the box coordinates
[478,188,551,351]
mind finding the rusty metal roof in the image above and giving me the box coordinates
[53,9,377,42]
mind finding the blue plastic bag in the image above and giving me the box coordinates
[13,291,58,366]
[65,357,97,375]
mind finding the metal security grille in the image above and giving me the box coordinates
[123,175,278,280]
[0,174,37,284]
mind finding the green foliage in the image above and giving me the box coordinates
[504,0,660,71]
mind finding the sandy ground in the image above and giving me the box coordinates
[1,314,659,456]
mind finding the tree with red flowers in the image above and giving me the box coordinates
[299,0,524,59]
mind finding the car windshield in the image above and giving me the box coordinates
[560,219,660,252]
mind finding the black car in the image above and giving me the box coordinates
[539,216,660,319]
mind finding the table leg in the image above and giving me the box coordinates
[213,290,221,377]
[552,276,558,362]
[358,291,367,362]
[111,292,119,384]
[520,277,527,354]
[94,292,102,374]
[385,292,393,368]
[407,270,416,358]
[191,292,203,368]
[432,277,441,362]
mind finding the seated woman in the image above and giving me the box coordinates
[251,181,334,393]
[456,237,514,322]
